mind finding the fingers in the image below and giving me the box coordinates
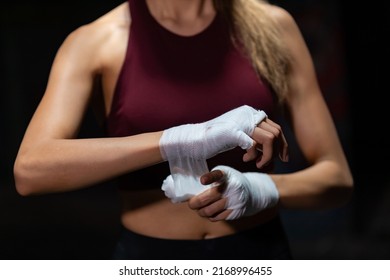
[236,130,256,151]
[199,169,224,185]
[245,118,289,168]
[208,209,232,222]
[188,174,231,221]
[242,144,259,162]
[195,198,230,221]
[254,131,274,169]
[261,118,289,162]
[245,127,274,168]
[189,195,232,222]
[188,181,225,209]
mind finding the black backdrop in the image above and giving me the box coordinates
[1,0,389,259]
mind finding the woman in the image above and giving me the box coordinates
[13,0,353,259]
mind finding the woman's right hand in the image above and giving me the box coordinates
[160,104,289,168]
[160,105,270,162]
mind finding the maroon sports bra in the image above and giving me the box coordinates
[105,0,276,189]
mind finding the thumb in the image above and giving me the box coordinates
[235,130,255,151]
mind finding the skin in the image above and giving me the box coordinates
[13,0,353,239]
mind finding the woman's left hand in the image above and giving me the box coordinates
[244,117,289,169]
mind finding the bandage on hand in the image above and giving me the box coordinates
[159,105,266,160]
[211,165,279,220]
[163,165,279,220]
[159,105,267,203]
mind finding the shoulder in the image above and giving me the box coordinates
[260,3,306,55]
[57,2,130,68]
[260,3,299,33]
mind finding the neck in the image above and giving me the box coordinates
[146,0,215,21]
[145,0,216,36]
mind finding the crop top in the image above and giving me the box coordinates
[105,0,276,190]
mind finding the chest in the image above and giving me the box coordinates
[105,12,276,136]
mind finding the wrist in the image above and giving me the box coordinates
[244,172,279,213]
[159,123,201,160]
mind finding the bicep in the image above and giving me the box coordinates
[21,28,100,148]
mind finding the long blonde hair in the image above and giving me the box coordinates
[213,0,291,103]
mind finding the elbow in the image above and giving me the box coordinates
[341,168,354,202]
[344,181,354,206]
[13,156,42,196]
[330,169,354,208]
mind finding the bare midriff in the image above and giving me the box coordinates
[120,188,278,240]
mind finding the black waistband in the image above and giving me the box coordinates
[113,216,292,259]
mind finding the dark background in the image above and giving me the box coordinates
[1,0,389,259]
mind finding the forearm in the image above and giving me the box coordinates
[271,160,353,210]
[14,132,163,195]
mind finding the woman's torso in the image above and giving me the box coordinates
[96,0,279,240]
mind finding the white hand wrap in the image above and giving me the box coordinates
[213,165,279,220]
[159,105,267,203]
[160,105,267,160]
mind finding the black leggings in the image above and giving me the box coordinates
[112,216,292,260]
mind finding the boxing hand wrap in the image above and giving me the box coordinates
[159,105,267,161]
[161,160,210,203]
[212,165,279,220]
[159,105,267,202]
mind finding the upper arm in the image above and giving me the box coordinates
[19,24,104,150]
[270,6,346,164]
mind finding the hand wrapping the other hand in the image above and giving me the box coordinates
[160,105,268,202]
[160,105,288,203]
[188,165,279,221]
